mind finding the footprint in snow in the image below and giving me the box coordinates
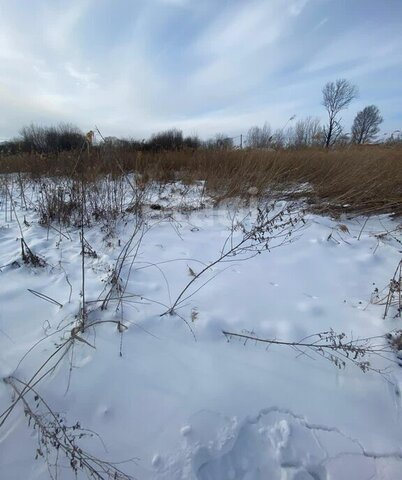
[194,415,327,480]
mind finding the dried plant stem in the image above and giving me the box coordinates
[162,205,303,316]
[223,329,394,374]
[5,377,134,480]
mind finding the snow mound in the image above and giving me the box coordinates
[151,407,395,480]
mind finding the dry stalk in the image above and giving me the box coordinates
[223,329,394,374]
[5,377,134,480]
[371,259,402,318]
[162,202,305,316]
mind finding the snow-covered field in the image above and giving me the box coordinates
[1,180,402,479]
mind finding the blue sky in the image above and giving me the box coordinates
[0,0,401,141]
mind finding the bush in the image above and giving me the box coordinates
[147,128,184,151]
[145,129,201,151]
[19,123,85,154]
[0,139,24,155]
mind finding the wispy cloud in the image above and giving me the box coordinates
[289,0,310,16]
[65,63,99,89]
[0,0,400,141]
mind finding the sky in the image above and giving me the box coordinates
[0,0,401,142]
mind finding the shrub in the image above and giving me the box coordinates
[19,123,85,154]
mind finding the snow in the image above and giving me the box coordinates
[180,425,192,437]
[0,179,402,479]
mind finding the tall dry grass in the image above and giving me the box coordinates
[0,144,401,216]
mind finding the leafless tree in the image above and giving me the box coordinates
[209,133,234,150]
[246,123,272,148]
[289,117,322,147]
[271,128,287,149]
[351,105,383,144]
[322,79,358,148]
[19,123,84,153]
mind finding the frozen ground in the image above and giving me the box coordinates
[0,181,402,479]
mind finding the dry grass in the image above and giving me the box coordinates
[1,144,401,216]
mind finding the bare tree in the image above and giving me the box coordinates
[19,123,84,153]
[213,133,233,150]
[288,117,322,147]
[246,123,272,148]
[271,128,286,149]
[322,79,358,148]
[351,105,383,144]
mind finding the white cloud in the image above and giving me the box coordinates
[312,17,328,31]
[65,63,99,89]
[289,0,310,16]
[42,0,94,54]
[156,0,190,6]
[195,1,287,56]
[0,0,400,140]
[304,22,402,76]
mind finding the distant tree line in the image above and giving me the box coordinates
[0,78,399,155]
[100,129,237,152]
[0,125,238,155]
[0,123,85,155]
